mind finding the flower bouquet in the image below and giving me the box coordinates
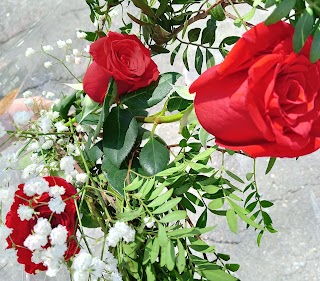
[0,0,319,280]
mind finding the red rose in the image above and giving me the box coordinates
[5,176,79,274]
[83,31,160,103]
[190,21,320,158]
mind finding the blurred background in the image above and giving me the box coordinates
[1,1,320,280]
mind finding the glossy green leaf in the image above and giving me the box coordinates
[188,28,201,42]
[183,46,190,70]
[140,137,169,175]
[205,49,215,69]
[170,43,182,65]
[225,170,245,184]
[79,95,99,123]
[195,47,203,74]
[209,3,226,21]
[120,72,182,109]
[310,23,320,63]
[293,7,314,53]
[265,157,276,174]
[103,107,138,168]
[265,0,296,25]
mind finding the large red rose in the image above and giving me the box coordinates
[5,176,79,274]
[83,31,160,103]
[190,21,320,158]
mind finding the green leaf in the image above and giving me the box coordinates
[265,0,297,25]
[260,200,274,208]
[253,0,263,7]
[152,198,181,214]
[147,189,174,208]
[181,196,196,213]
[186,192,204,207]
[201,19,217,46]
[226,264,240,272]
[170,43,182,65]
[196,209,207,228]
[226,209,238,233]
[139,177,156,198]
[140,137,170,175]
[191,147,216,162]
[53,91,77,120]
[310,24,320,63]
[189,237,215,253]
[183,46,189,71]
[101,157,132,195]
[120,72,182,109]
[168,226,215,237]
[293,7,314,53]
[156,0,168,16]
[208,198,224,210]
[142,238,153,265]
[80,200,101,228]
[103,107,138,168]
[265,157,276,174]
[197,268,238,281]
[145,263,156,281]
[176,240,186,273]
[150,237,160,263]
[166,240,175,270]
[173,85,195,100]
[209,3,226,21]
[205,49,215,69]
[225,170,245,184]
[156,163,186,177]
[195,47,203,75]
[228,199,263,230]
[124,177,144,191]
[158,223,168,247]
[219,36,240,58]
[188,28,201,42]
[131,0,156,18]
[79,95,99,123]
[117,206,143,222]
[159,210,187,223]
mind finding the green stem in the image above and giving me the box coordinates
[227,0,248,31]
[136,112,184,124]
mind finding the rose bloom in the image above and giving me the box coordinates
[190,21,320,158]
[83,31,160,103]
[6,176,79,274]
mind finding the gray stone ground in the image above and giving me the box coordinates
[1,1,320,281]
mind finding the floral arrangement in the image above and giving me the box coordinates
[0,0,319,280]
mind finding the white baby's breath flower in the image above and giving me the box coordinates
[24,177,50,196]
[0,122,6,138]
[22,163,38,179]
[57,40,66,48]
[13,111,33,125]
[0,225,12,241]
[23,90,32,98]
[31,249,43,264]
[66,174,74,183]
[66,39,73,45]
[57,138,64,145]
[44,61,53,69]
[34,218,52,236]
[24,233,48,251]
[17,204,34,221]
[84,45,90,53]
[76,173,87,184]
[43,45,53,52]
[46,91,55,99]
[42,140,54,150]
[24,98,34,107]
[73,251,92,272]
[106,222,136,247]
[50,225,68,245]
[48,196,66,214]
[143,217,155,228]
[73,49,81,57]
[49,185,66,197]
[77,31,87,39]
[54,121,69,132]
[60,156,75,174]
[75,57,81,65]
[66,55,75,63]
[39,116,52,134]
[25,47,35,57]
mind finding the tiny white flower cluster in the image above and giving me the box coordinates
[26,220,70,277]
[72,250,123,281]
[106,222,136,247]
[144,217,155,228]
[13,111,34,125]
[0,225,17,265]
